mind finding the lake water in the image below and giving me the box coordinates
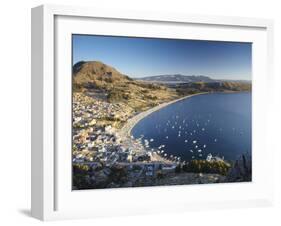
[131,92,252,162]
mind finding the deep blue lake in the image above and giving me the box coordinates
[131,92,252,162]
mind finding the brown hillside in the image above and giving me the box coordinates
[73,61,129,85]
[73,61,179,112]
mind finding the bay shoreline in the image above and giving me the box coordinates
[119,92,208,138]
[117,91,248,163]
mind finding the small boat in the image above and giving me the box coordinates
[206,153,212,161]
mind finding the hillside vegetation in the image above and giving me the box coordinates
[73,61,179,112]
[172,81,251,95]
[73,61,251,111]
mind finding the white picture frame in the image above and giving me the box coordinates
[31,4,274,221]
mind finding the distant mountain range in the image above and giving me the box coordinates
[73,61,251,106]
[139,74,251,84]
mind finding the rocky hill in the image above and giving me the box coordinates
[73,61,131,87]
[73,61,179,112]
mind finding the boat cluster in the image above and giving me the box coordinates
[136,114,221,161]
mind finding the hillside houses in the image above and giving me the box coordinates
[72,92,180,188]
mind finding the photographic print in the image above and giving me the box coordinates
[72,35,252,190]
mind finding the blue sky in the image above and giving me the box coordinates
[72,34,252,80]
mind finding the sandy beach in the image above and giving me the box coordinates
[117,92,207,163]
[119,92,207,138]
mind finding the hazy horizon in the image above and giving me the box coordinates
[73,34,252,80]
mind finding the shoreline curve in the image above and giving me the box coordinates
[119,92,208,138]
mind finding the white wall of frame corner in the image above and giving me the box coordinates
[0,0,280,225]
